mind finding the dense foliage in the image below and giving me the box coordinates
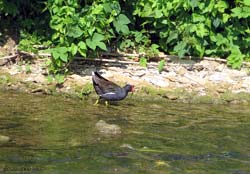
[1,0,250,71]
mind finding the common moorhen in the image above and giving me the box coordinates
[92,71,134,105]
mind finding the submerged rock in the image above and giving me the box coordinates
[0,135,10,143]
[95,120,121,136]
[120,143,135,150]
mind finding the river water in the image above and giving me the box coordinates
[0,91,249,174]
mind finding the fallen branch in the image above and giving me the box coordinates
[74,56,139,65]
[18,50,37,58]
[0,54,18,66]
[0,54,17,60]
[102,52,229,63]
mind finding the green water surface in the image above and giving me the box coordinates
[0,91,249,174]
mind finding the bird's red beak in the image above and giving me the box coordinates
[131,85,135,92]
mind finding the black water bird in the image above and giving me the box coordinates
[92,71,134,105]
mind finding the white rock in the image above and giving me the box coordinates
[242,77,250,89]
[208,72,234,83]
[176,66,187,76]
[144,77,169,87]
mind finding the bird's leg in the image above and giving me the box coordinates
[94,99,99,105]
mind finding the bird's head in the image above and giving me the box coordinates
[124,84,135,93]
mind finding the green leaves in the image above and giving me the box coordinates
[158,60,166,73]
[52,47,68,63]
[190,23,209,38]
[47,0,123,73]
[215,1,228,13]
[113,14,131,35]
[14,0,250,73]
[167,31,178,44]
[67,25,83,38]
[78,41,87,57]
[231,6,250,18]
[139,57,147,67]
[227,46,244,69]
[86,33,107,51]
[174,41,188,58]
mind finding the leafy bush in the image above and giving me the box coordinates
[133,0,250,68]
[1,0,250,71]
[46,0,131,73]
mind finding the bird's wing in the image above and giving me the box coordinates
[92,71,121,95]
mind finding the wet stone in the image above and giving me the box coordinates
[0,135,10,143]
[95,120,121,136]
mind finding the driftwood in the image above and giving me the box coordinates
[0,54,18,66]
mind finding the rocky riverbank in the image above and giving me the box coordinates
[1,56,250,104]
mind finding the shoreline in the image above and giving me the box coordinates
[1,57,250,105]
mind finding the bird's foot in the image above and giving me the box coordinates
[94,99,99,105]
[105,101,109,106]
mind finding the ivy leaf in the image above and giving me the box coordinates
[158,60,165,73]
[97,42,107,51]
[213,18,221,28]
[222,14,230,23]
[134,32,144,43]
[78,41,87,57]
[60,52,68,62]
[52,50,60,60]
[70,43,78,56]
[196,23,209,38]
[67,25,83,38]
[139,57,147,67]
[86,33,107,51]
[174,41,187,58]
[243,0,250,6]
[52,47,68,62]
[189,0,199,10]
[213,34,228,46]
[215,1,228,13]
[167,31,178,43]
[231,7,250,18]
[227,46,243,69]
[192,13,206,23]
[113,14,131,35]
[155,9,163,18]
[55,74,65,84]
[103,3,112,13]
[194,42,205,57]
